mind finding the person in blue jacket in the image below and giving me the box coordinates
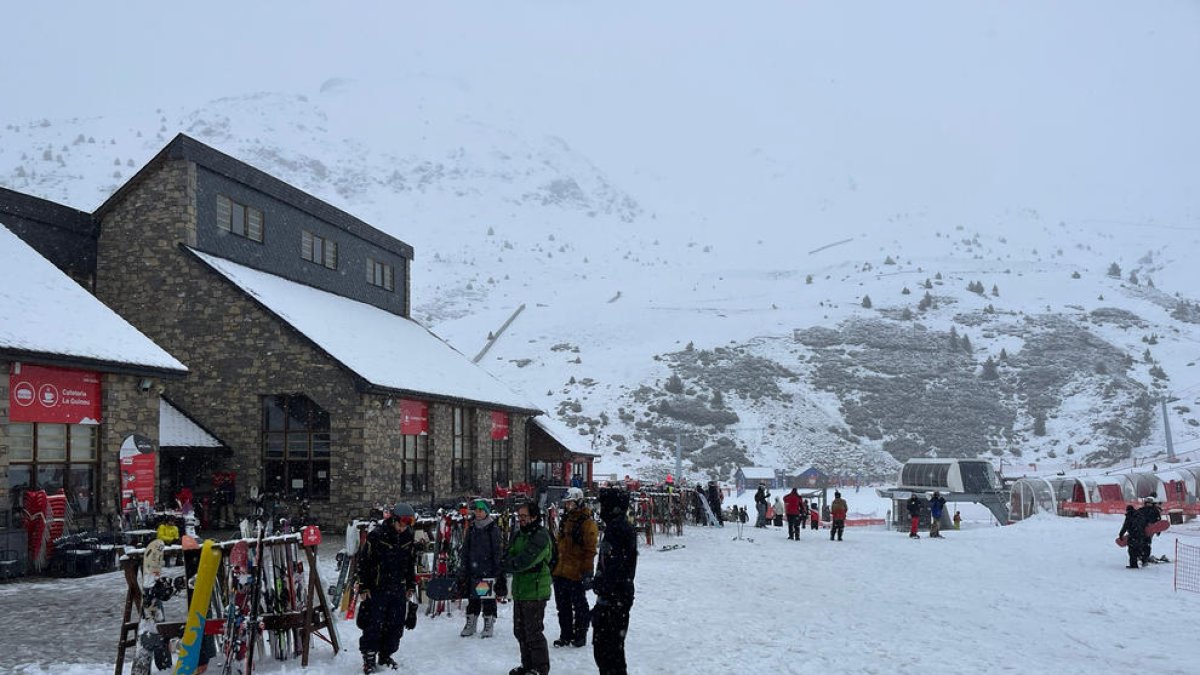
[929,491,947,538]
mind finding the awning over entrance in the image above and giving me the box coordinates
[528,416,599,487]
[159,397,226,450]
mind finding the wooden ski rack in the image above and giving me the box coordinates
[113,533,338,675]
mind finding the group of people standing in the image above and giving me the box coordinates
[354,488,638,675]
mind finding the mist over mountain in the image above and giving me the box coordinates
[3,1,1199,481]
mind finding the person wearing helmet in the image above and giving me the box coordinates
[356,503,417,673]
[459,498,503,639]
[1135,495,1163,566]
[592,487,638,675]
[552,487,598,648]
[504,500,553,675]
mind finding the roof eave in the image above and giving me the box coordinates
[0,348,187,379]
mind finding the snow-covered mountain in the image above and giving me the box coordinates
[3,2,1199,482]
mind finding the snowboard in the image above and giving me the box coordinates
[658,544,685,552]
[1145,520,1169,536]
[425,577,462,601]
[472,577,496,600]
[131,539,167,675]
[695,492,720,527]
[174,539,221,674]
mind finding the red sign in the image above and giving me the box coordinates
[491,411,510,441]
[9,364,102,424]
[119,435,156,512]
[400,399,429,435]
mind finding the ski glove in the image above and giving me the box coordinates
[580,572,594,591]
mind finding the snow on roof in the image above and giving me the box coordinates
[190,250,539,412]
[159,398,223,448]
[533,416,599,457]
[738,466,776,479]
[0,222,187,373]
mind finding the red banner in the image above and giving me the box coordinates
[491,411,510,440]
[400,399,429,435]
[9,363,102,424]
[119,435,156,512]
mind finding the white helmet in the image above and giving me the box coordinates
[564,487,585,504]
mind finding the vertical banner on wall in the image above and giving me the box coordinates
[119,434,157,513]
[400,399,429,435]
[490,411,510,440]
[9,363,102,424]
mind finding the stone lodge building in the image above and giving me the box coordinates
[2,134,541,525]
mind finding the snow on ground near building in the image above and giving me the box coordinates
[5,514,1200,674]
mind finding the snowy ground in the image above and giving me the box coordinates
[5,503,1200,674]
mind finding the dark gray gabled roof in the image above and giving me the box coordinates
[95,133,414,260]
[0,186,96,234]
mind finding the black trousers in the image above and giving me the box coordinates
[831,519,845,540]
[553,576,590,641]
[513,600,550,674]
[466,594,498,618]
[357,592,407,657]
[593,595,632,675]
[786,515,801,539]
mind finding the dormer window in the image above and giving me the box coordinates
[301,231,338,269]
[366,257,394,291]
[216,194,264,242]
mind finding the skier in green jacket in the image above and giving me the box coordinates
[504,500,553,675]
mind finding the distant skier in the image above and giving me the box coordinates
[953,511,962,530]
[830,491,848,541]
[1119,505,1143,568]
[754,484,770,528]
[783,488,802,540]
[799,498,810,529]
[809,502,820,530]
[772,495,786,527]
[906,494,922,539]
[1136,496,1163,565]
[707,482,724,527]
[692,486,706,525]
[929,491,947,538]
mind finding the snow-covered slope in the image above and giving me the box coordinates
[2,2,1199,482]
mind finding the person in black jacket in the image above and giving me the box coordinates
[1119,505,1144,569]
[906,494,922,539]
[459,498,503,638]
[357,503,417,673]
[706,481,724,527]
[1136,496,1163,565]
[592,487,638,675]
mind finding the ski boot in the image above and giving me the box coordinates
[461,613,479,637]
[362,651,378,674]
[553,636,571,648]
[378,653,399,670]
[572,632,588,648]
[480,616,495,638]
[909,533,920,539]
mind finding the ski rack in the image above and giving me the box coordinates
[113,532,338,675]
[630,491,687,547]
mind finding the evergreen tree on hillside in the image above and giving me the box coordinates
[1033,413,1047,436]
[991,284,999,296]
[981,356,999,380]
[861,295,872,309]
[665,373,684,394]
[1107,262,1122,278]
[999,348,1009,362]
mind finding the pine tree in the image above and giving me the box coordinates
[991,284,999,296]
[1071,271,1081,279]
[665,374,684,394]
[923,278,933,289]
[1107,262,1121,278]
[711,389,725,407]
[918,292,933,311]
[981,356,999,380]
[961,335,973,353]
[901,286,911,295]
[805,274,813,285]
[884,255,896,265]
[999,348,1009,362]
[861,295,872,308]
[1033,413,1047,436]
[1128,270,1139,285]
[935,272,943,280]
